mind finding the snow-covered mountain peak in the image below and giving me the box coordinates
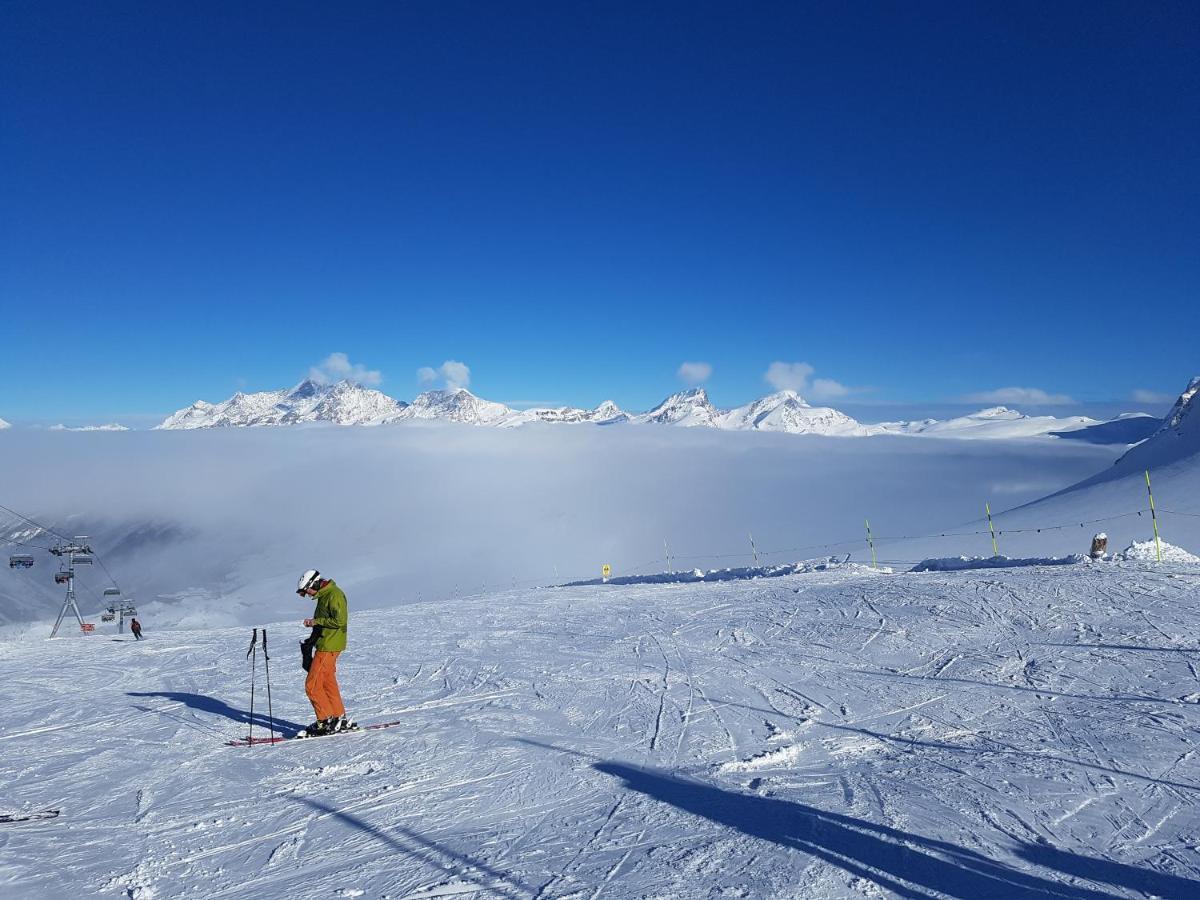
[400,388,513,425]
[720,391,870,435]
[286,378,326,401]
[157,380,404,429]
[1162,376,1200,433]
[973,406,1020,419]
[591,400,628,422]
[637,387,721,427]
[761,389,810,407]
[0,417,11,430]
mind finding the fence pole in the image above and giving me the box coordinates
[749,532,759,565]
[1145,470,1163,562]
[865,519,877,569]
[986,502,999,557]
[664,538,673,573]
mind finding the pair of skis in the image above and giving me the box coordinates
[227,719,404,747]
[0,809,59,824]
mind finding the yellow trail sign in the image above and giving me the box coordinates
[602,564,611,580]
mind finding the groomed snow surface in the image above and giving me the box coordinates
[3,563,1199,898]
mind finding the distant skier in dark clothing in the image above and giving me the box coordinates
[130,618,143,640]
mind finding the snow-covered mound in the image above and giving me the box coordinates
[157,379,407,429]
[878,406,1098,440]
[0,417,10,429]
[1114,539,1200,564]
[1050,412,1159,446]
[48,423,131,432]
[566,557,887,586]
[912,554,1085,572]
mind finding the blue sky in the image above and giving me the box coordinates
[2,1,1196,424]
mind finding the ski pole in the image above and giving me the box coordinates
[246,628,258,746]
[262,628,275,743]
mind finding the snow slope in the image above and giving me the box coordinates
[873,376,1200,566]
[1051,413,1159,446]
[2,563,1198,898]
[877,407,1099,440]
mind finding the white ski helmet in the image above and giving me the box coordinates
[296,569,321,595]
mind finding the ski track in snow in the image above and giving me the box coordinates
[1,565,1199,898]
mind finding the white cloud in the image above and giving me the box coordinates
[809,378,851,401]
[763,362,869,402]
[677,361,713,385]
[418,360,471,391]
[764,361,815,393]
[309,352,383,387]
[1132,389,1174,404]
[963,387,1076,406]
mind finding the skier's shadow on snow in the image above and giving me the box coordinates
[590,759,1198,900]
[515,740,1193,900]
[127,691,304,734]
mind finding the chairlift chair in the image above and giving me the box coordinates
[8,555,35,569]
[103,588,121,597]
[54,572,70,585]
[125,605,138,616]
[73,555,93,565]
[101,612,115,622]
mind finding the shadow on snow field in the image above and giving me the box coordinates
[595,760,1200,900]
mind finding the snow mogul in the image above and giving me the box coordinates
[296,569,356,736]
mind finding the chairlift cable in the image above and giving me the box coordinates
[0,500,72,544]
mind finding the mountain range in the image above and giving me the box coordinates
[146,378,1179,443]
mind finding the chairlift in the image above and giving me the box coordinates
[103,588,121,597]
[8,555,35,569]
[124,605,138,616]
[54,572,70,585]
[73,555,93,565]
[100,612,115,622]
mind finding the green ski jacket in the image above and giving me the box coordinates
[310,581,348,652]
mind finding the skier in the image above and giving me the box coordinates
[296,569,354,735]
[130,618,143,640]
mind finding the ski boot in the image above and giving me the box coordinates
[297,719,329,739]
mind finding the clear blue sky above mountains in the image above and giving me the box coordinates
[2,1,1196,423]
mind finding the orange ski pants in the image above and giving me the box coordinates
[305,650,345,720]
